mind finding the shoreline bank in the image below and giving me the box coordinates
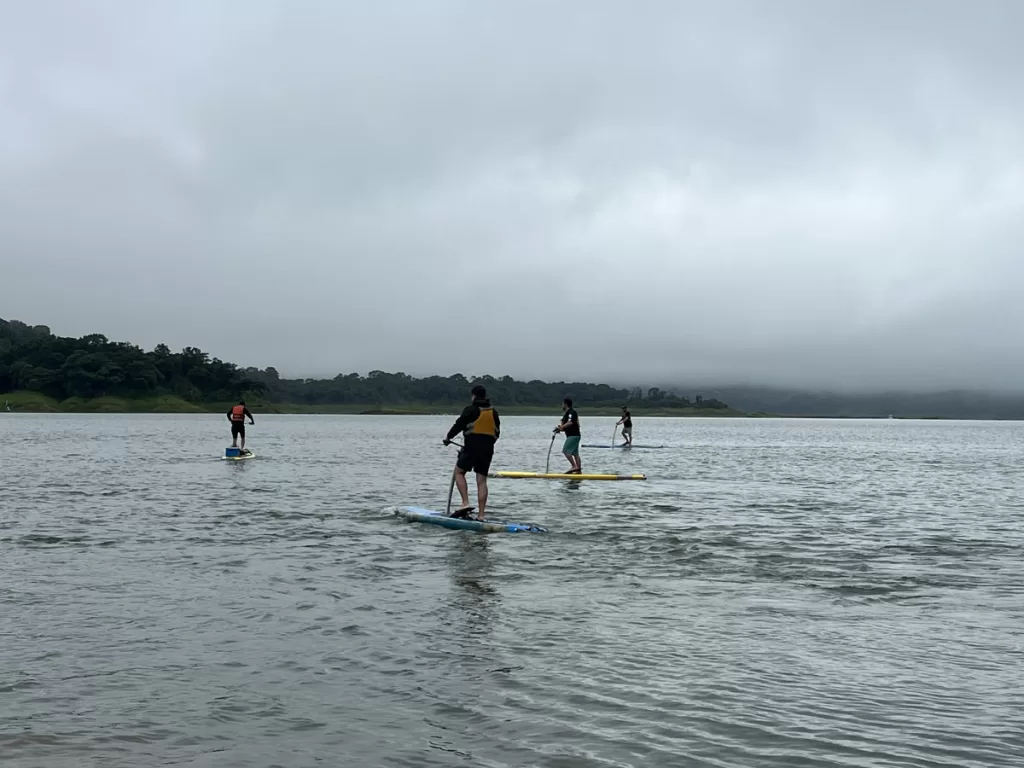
[0,392,749,418]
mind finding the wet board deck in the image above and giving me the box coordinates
[395,506,546,533]
[489,471,647,481]
[222,452,256,461]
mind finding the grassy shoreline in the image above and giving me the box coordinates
[0,391,749,417]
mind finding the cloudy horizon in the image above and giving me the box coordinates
[3,1,1023,393]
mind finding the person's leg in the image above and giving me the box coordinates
[239,425,246,451]
[474,445,494,519]
[452,449,474,514]
[475,473,489,519]
[454,467,470,509]
[565,437,581,472]
[231,423,239,448]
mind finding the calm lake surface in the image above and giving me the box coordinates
[2,414,1023,767]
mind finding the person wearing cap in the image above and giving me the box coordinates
[616,405,633,446]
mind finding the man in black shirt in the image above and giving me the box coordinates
[617,405,633,446]
[553,397,582,474]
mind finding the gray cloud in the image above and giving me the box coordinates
[2,1,1023,391]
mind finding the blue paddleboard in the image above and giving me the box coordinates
[395,506,546,533]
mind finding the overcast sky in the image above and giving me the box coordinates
[2,1,1022,391]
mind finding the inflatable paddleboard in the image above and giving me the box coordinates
[581,443,664,449]
[489,471,646,481]
[222,451,256,461]
[395,506,546,533]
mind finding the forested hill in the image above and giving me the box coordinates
[1,319,265,404]
[0,318,731,411]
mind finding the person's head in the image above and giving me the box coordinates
[471,385,486,401]
[621,405,627,412]
[563,397,572,411]
[239,400,246,406]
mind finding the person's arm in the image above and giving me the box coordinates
[555,412,568,432]
[493,409,500,441]
[445,405,478,442]
[226,408,233,422]
[245,407,254,424]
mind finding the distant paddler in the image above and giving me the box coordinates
[442,385,500,520]
[554,397,582,474]
[227,400,255,454]
[617,405,633,446]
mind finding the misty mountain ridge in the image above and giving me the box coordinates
[651,384,1024,420]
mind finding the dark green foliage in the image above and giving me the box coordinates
[0,317,729,410]
[237,367,729,410]
[0,318,266,402]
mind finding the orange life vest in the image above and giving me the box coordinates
[230,405,246,422]
[464,406,497,438]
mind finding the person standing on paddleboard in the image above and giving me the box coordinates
[443,385,500,520]
[617,405,633,446]
[227,400,255,454]
[555,397,582,474]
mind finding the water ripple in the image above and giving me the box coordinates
[2,414,1022,767]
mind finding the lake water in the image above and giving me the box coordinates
[2,414,1023,767]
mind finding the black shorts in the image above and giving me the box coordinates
[231,422,245,438]
[456,439,494,475]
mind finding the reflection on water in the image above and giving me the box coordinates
[445,535,499,641]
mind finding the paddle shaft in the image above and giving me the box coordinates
[444,439,463,516]
[545,432,556,474]
[446,466,456,516]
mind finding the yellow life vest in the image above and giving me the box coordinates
[464,406,497,438]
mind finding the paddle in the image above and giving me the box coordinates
[446,466,457,517]
[442,439,463,516]
[545,431,557,474]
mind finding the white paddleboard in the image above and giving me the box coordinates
[222,451,256,461]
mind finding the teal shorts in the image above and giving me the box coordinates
[562,435,581,456]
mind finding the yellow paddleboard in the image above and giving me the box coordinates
[489,471,646,481]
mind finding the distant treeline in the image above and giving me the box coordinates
[240,367,727,409]
[0,318,730,410]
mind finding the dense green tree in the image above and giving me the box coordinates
[1,318,266,402]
